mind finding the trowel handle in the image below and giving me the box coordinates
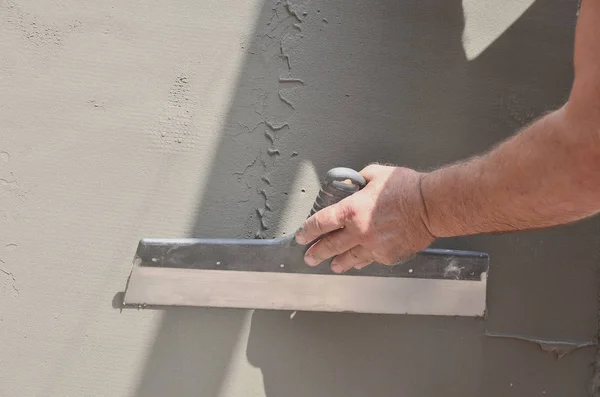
[309,167,367,216]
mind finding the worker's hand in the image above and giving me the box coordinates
[295,164,435,273]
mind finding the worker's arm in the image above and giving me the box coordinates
[295,0,600,273]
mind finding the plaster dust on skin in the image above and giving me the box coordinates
[1,0,599,396]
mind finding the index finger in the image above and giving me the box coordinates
[295,201,350,245]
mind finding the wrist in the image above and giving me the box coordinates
[419,168,464,238]
[416,172,437,238]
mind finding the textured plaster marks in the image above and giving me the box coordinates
[0,149,24,300]
[232,0,308,239]
[155,74,196,149]
[1,0,83,77]
[0,241,19,299]
[462,0,536,60]
[0,260,19,298]
[3,0,81,46]
[0,149,27,213]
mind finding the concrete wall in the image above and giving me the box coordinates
[1,0,598,396]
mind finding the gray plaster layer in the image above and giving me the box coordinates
[1,0,598,396]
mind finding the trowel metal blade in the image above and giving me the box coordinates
[123,237,489,316]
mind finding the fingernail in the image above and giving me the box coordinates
[331,263,343,273]
[304,254,319,267]
[295,233,308,245]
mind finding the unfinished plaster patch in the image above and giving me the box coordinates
[462,0,536,60]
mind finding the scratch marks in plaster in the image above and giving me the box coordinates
[256,207,269,230]
[284,0,303,22]
[259,189,272,210]
[232,151,267,185]
[278,76,305,84]
[233,0,306,238]
[0,152,10,163]
[278,90,295,109]
[284,0,311,23]
[6,243,18,251]
[280,39,293,71]
[0,151,29,225]
[261,175,272,185]
[486,330,597,359]
[264,119,290,132]
[0,259,19,296]
[235,121,266,137]
[0,172,20,190]
[255,188,274,238]
[264,120,290,157]
[0,166,27,202]
[265,4,294,37]
[264,130,275,145]
[252,88,269,116]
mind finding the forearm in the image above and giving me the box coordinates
[421,106,600,237]
[420,0,600,238]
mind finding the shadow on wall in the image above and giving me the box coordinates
[134,0,596,396]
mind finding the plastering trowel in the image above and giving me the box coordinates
[123,167,489,316]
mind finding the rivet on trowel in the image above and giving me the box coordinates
[216,261,221,265]
[280,264,285,268]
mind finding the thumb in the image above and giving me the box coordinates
[359,163,385,181]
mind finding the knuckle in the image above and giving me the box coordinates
[380,256,396,266]
[362,163,381,174]
[361,227,376,244]
[361,164,375,175]
[374,249,398,266]
[310,215,325,234]
[338,203,356,223]
[322,236,340,253]
[385,248,401,265]
[348,247,362,261]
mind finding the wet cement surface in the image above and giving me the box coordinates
[1,0,597,395]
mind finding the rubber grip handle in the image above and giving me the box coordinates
[309,167,367,216]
